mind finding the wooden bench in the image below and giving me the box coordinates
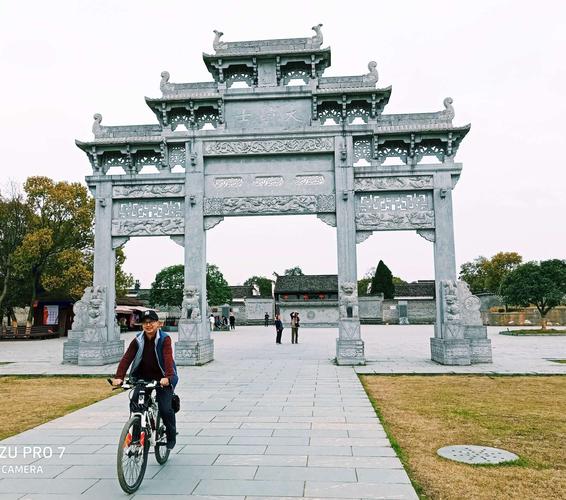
[0,325,60,341]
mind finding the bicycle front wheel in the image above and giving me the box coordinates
[154,413,171,464]
[117,415,150,494]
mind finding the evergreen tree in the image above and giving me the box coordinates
[370,260,395,299]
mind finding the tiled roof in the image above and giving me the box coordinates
[275,275,338,294]
[394,281,435,298]
[230,285,255,299]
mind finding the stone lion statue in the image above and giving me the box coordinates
[181,286,201,320]
[339,282,359,319]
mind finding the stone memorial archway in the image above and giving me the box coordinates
[65,26,492,367]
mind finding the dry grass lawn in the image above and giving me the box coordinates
[361,375,566,500]
[0,376,116,440]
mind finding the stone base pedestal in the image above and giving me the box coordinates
[63,339,79,364]
[430,337,471,365]
[175,339,214,366]
[78,340,124,366]
[336,339,365,366]
[62,329,84,364]
[463,325,492,363]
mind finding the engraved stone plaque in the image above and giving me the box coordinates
[355,191,434,230]
[112,184,185,199]
[112,199,185,236]
[224,99,311,131]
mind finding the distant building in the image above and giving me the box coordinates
[274,275,437,326]
[274,275,339,327]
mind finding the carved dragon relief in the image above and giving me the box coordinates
[354,176,433,191]
[112,184,184,198]
[203,138,334,155]
[204,195,335,216]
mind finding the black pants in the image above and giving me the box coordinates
[276,328,282,343]
[131,385,176,442]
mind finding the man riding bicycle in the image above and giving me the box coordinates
[112,310,178,450]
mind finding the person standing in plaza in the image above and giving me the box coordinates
[290,312,298,344]
[229,310,235,330]
[274,314,283,344]
[264,312,270,327]
[209,314,215,331]
[293,312,300,343]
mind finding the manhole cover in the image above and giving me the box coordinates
[437,445,519,465]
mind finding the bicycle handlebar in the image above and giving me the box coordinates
[107,378,160,390]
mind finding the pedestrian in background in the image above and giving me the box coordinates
[274,314,283,344]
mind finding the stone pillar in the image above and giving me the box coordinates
[78,180,124,365]
[175,140,214,365]
[430,172,471,365]
[334,135,365,365]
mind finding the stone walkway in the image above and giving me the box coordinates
[0,325,564,498]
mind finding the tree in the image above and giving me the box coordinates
[483,252,523,294]
[244,275,273,297]
[149,264,184,308]
[12,177,94,325]
[370,260,395,299]
[500,259,566,329]
[284,266,304,276]
[149,263,232,308]
[115,247,134,298]
[0,186,33,319]
[459,257,488,294]
[459,252,522,294]
[207,264,232,305]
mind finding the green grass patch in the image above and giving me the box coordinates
[499,329,566,335]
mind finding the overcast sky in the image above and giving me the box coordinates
[1,0,564,288]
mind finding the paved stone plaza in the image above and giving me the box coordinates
[0,326,564,498]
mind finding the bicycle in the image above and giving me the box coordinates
[108,378,170,494]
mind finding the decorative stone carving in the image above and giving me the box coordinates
[310,23,323,48]
[417,229,436,242]
[69,288,91,332]
[340,320,361,339]
[356,231,373,243]
[441,97,455,122]
[356,211,435,230]
[295,175,324,186]
[112,218,184,236]
[254,176,284,187]
[168,145,186,169]
[92,113,103,137]
[317,213,336,227]
[214,177,244,188]
[354,176,433,191]
[440,280,464,340]
[457,281,482,326]
[204,195,335,216]
[160,71,171,93]
[115,200,184,219]
[113,184,184,198]
[364,61,379,85]
[181,286,201,320]
[213,29,227,51]
[353,139,372,163]
[339,283,359,319]
[203,216,224,230]
[82,286,106,343]
[203,138,334,155]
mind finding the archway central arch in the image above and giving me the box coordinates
[67,26,492,367]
